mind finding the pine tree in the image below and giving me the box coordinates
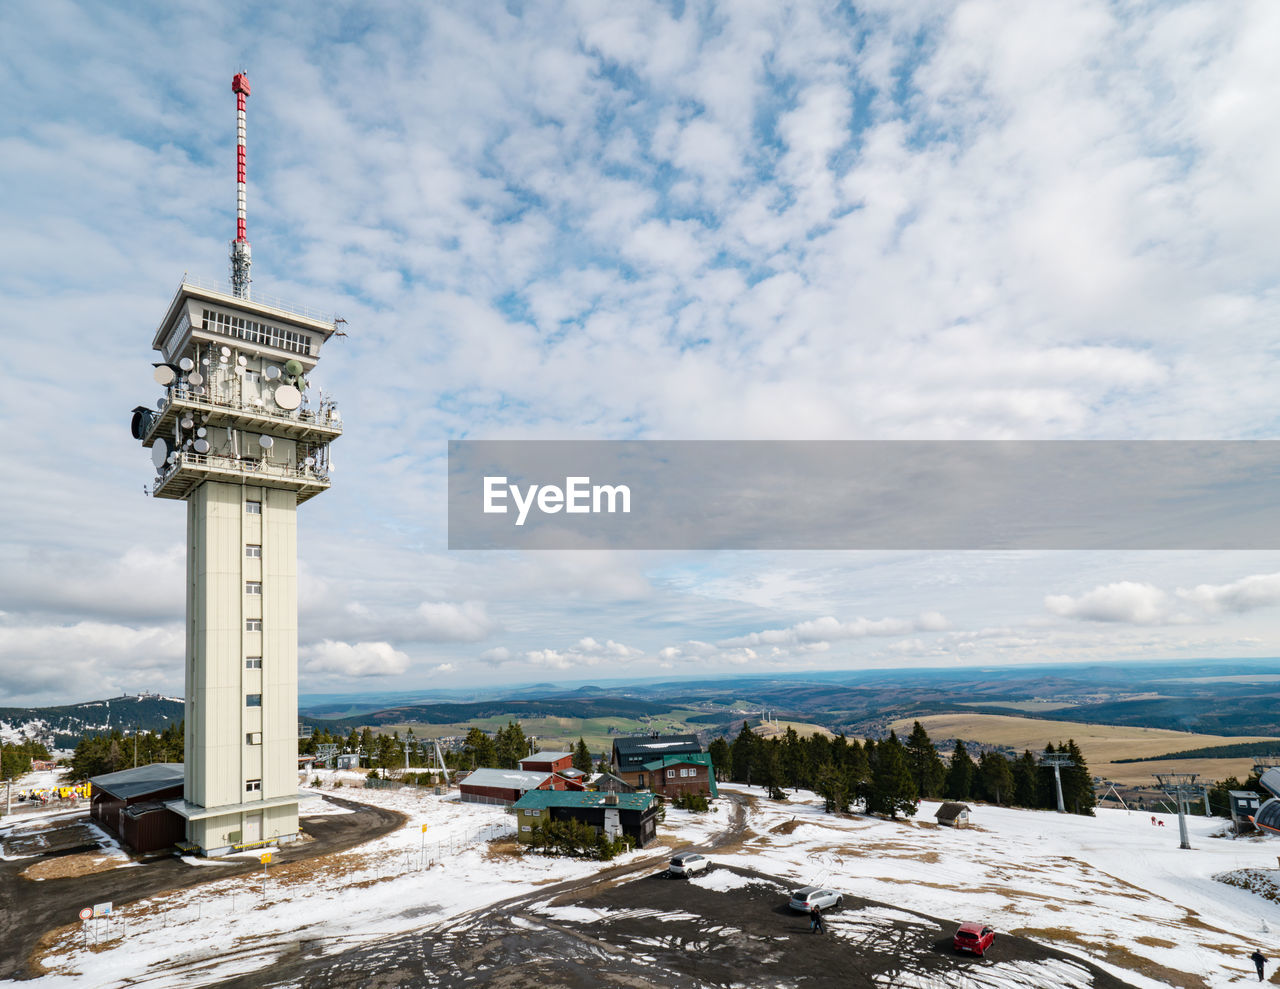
[1012,750,1038,807]
[904,721,946,798]
[572,737,592,774]
[708,737,731,781]
[869,732,918,818]
[945,739,975,800]
[730,721,758,784]
[977,750,1013,805]
[1061,739,1096,816]
[814,761,849,814]
[462,727,497,768]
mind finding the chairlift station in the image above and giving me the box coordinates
[131,74,342,855]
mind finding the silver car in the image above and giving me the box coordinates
[788,886,843,912]
[668,852,710,878]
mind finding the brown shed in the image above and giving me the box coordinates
[935,802,972,828]
[89,763,186,852]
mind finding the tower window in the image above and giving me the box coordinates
[246,544,261,558]
[245,657,262,669]
[246,693,262,707]
[246,732,262,745]
[246,501,261,515]
[246,581,262,595]
[246,779,262,792]
[245,619,262,631]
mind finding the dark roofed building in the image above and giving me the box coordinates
[935,802,972,828]
[90,763,186,853]
[611,734,703,790]
[513,789,660,848]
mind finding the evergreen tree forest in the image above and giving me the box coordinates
[67,723,183,780]
[719,720,1098,817]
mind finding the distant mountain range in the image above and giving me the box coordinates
[0,695,184,749]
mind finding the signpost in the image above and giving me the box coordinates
[420,822,428,869]
[260,851,271,901]
[78,907,92,921]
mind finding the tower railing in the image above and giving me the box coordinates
[154,450,331,492]
[157,384,343,431]
[180,274,336,325]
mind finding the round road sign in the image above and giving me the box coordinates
[78,907,92,921]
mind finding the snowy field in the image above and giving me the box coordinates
[713,783,1280,989]
[4,772,1278,987]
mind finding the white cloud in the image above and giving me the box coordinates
[1176,572,1280,614]
[414,601,494,642]
[1045,582,1172,624]
[301,640,411,677]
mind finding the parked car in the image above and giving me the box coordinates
[787,886,843,912]
[953,922,995,956]
[668,852,710,878]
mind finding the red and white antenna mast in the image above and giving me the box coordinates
[230,72,252,299]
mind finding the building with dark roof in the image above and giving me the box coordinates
[611,734,703,789]
[935,802,972,828]
[89,763,186,853]
[512,789,660,848]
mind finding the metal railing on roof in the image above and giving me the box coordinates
[157,385,342,431]
[180,274,336,325]
[154,450,330,492]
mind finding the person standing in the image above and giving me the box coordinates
[809,904,825,934]
[1250,949,1266,982]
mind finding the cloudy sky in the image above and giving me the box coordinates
[2,0,1279,706]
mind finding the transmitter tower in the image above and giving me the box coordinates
[131,74,342,855]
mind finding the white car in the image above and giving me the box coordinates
[788,886,843,912]
[668,852,710,878]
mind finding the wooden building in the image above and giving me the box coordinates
[935,802,972,828]
[512,790,660,848]
[89,763,186,853]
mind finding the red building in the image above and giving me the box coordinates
[458,768,558,806]
[519,751,573,774]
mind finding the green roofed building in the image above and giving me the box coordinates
[639,752,717,800]
[512,789,660,848]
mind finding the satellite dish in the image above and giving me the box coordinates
[151,439,171,469]
[201,357,210,366]
[237,355,248,366]
[180,417,194,430]
[259,435,275,449]
[153,365,176,386]
[196,427,207,437]
[234,365,245,376]
[265,366,281,381]
[156,398,166,410]
[193,385,206,395]
[304,456,315,467]
[167,453,177,464]
[193,438,210,454]
[188,372,204,386]
[284,359,304,377]
[274,385,301,410]
[220,356,229,364]
[130,407,153,440]
[220,346,231,357]
[179,357,195,372]
[330,408,342,422]
[252,398,264,407]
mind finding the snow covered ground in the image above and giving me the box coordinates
[713,784,1280,989]
[7,773,1279,987]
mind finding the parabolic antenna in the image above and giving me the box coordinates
[234,365,245,376]
[220,345,231,357]
[304,456,315,466]
[130,407,153,440]
[196,427,207,437]
[259,435,274,450]
[201,357,210,366]
[220,356,229,364]
[237,355,248,366]
[274,385,301,410]
[193,438,210,454]
[284,359,304,377]
[156,397,166,410]
[153,365,176,386]
[193,385,206,395]
[265,366,281,381]
[178,357,195,372]
[188,372,204,386]
[330,408,341,423]
[151,439,171,469]
[180,417,194,430]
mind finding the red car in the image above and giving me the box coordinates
[953,922,995,956]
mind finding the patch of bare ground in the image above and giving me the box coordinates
[770,819,803,835]
[20,851,131,881]
[1134,935,1176,949]
[1012,927,1206,989]
[485,839,523,861]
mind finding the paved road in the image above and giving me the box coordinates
[0,796,405,981]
